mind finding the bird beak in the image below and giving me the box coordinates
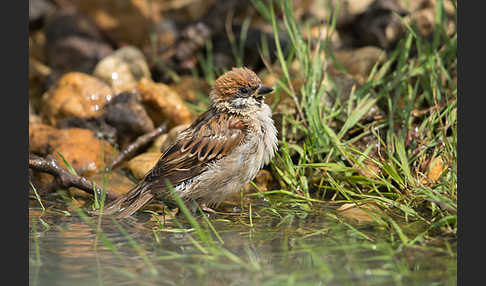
[257,85,274,95]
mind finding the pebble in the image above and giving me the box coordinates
[29,124,118,177]
[137,78,193,127]
[102,91,155,147]
[41,72,114,125]
[93,46,151,93]
[127,152,162,180]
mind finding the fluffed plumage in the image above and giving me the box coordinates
[101,67,278,218]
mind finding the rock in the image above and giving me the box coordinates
[137,78,194,127]
[88,172,136,196]
[410,7,435,37]
[330,46,386,84]
[169,76,210,102]
[29,0,55,29]
[146,19,178,55]
[29,57,50,111]
[29,124,118,176]
[243,170,275,193]
[165,0,216,22]
[45,11,113,75]
[29,124,58,154]
[93,46,151,93]
[127,152,162,180]
[147,124,190,153]
[29,102,42,125]
[102,92,155,147]
[76,0,158,47]
[336,0,409,49]
[41,72,114,125]
[56,117,118,146]
[332,0,376,27]
[304,24,343,49]
[29,30,49,110]
[423,156,447,184]
[355,0,408,49]
[322,71,360,107]
[337,202,382,224]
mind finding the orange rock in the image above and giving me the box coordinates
[52,129,117,177]
[169,75,210,102]
[29,124,118,177]
[29,123,58,154]
[127,152,162,180]
[425,156,447,183]
[337,202,382,224]
[88,172,136,196]
[137,78,193,127]
[41,72,114,125]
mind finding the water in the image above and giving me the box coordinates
[29,197,456,286]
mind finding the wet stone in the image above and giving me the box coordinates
[56,117,118,147]
[29,125,118,177]
[127,152,162,180]
[93,46,151,93]
[137,78,193,127]
[41,72,114,125]
[147,124,190,153]
[102,91,155,147]
[29,123,58,154]
[88,171,136,196]
[45,11,113,75]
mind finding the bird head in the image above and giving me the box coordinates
[210,67,274,110]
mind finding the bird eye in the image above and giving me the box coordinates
[239,87,249,94]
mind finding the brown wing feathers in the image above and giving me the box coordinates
[102,110,247,218]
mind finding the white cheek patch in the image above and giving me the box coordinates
[229,97,256,109]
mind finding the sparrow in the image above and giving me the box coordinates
[101,67,278,218]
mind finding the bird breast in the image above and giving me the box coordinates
[178,103,277,204]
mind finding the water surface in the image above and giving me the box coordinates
[29,197,456,286]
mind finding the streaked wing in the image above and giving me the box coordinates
[142,110,247,190]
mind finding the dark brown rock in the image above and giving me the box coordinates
[337,0,409,49]
[45,11,113,75]
[56,117,118,146]
[102,92,155,147]
[29,0,55,29]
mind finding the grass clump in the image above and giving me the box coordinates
[250,0,457,248]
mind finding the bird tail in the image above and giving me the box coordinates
[96,182,154,219]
